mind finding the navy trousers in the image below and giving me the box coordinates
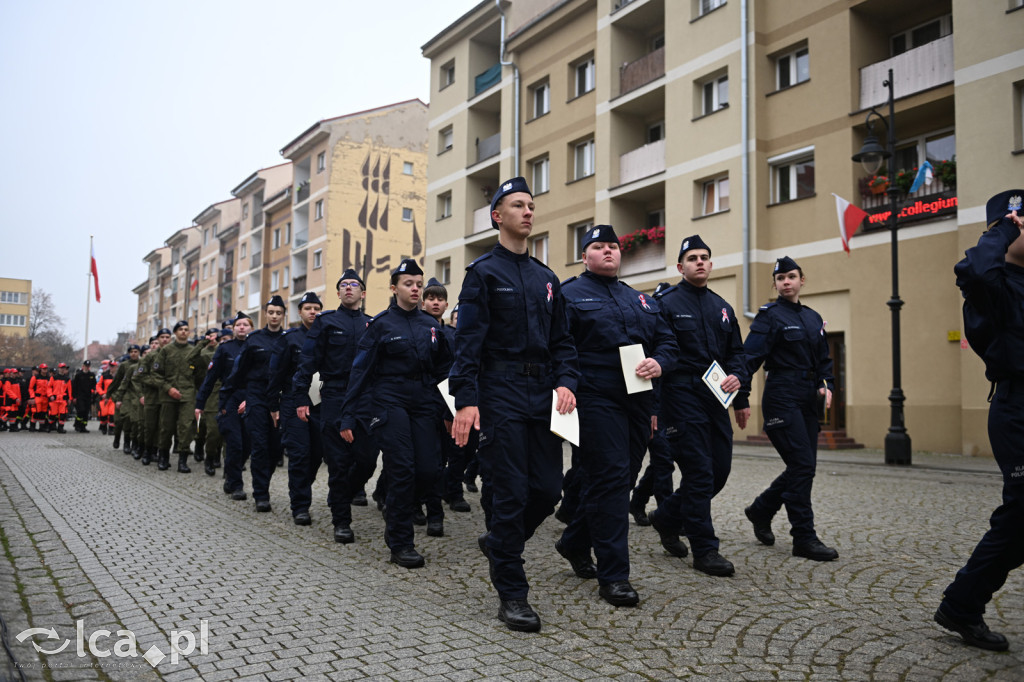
[246,402,281,503]
[321,386,377,528]
[631,428,675,509]
[218,406,250,494]
[281,400,323,516]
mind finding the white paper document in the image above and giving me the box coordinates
[550,390,580,446]
[308,371,323,407]
[619,344,652,394]
[437,378,457,418]
[702,360,737,409]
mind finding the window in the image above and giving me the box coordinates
[439,126,453,153]
[890,129,956,187]
[438,192,452,219]
[271,271,280,291]
[647,209,665,229]
[697,0,725,17]
[701,176,730,215]
[441,60,455,89]
[530,235,549,265]
[402,207,414,222]
[0,314,26,326]
[314,199,324,220]
[212,222,218,237]
[574,57,595,97]
[240,243,247,259]
[203,228,209,246]
[1015,81,1024,151]
[701,74,729,115]
[285,222,291,244]
[571,222,593,262]
[313,249,323,269]
[201,263,208,280]
[769,147,815,203]
[242,203,249,219]
[0,291,26,304]
[403,161,414,175]
[239,280,246,297]
[531,81,550,118]
[437,258,451,285]
[200,298,206,315]
[531,157,550,194]
[273,228,281,249]
[317,151,326,173]
[891,14,952,55]
[574,139,595,180]
[283,266,289,288]
[776,47,809,90]
[648,121,664,143]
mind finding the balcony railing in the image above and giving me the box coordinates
[860,35,953,109]
[859,176,955,211]
[475,63,501,96]
[293,231,308,248]
[620,46,665,96]
[292,275,307,292]
[472,205,491,235]
[250,253,262,269]
[619,139,665,185]
[476,133,500,164]
[295,181,310,204]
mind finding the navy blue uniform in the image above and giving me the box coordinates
[224,327,284,504]
[196,337,249,494]
[341,305,451,552]
[558,271,678,585]
[744,297,833,544]
[268,326,323,518]
[655,280,748,558]
[450,244,580,600]
[941,216,1024,625]
[293,306,377,530]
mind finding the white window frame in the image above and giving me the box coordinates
[273,228,281,249]
[697,0,726,18]
[531,157,550,194]
[437,258,451,285]
[438,192,452,219]
[891,14,952,55]
[571,222,594,262]
[202,228,209,245]
[530,234,549,265]
[439,126,453,153]
[701,176,730,215]
[403,161,414,175]
[313,249,323,269]
[314,199,324,220]
[532,81,550,118]
[776,46,809,90]
[701,74,728,115]
[402,207,414,222]
[283,266,290,288]
[317,151,326,173]
[574,58,595,97]
[239,280,246,297]
[240,243,247,259]
[768,146,815,204]
[285,222,291,244]
[271,270,280,291]
[574,139,595,180]
[441,60,455,89]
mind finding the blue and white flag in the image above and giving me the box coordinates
[908,160,934,194]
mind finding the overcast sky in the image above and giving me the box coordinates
[0,0,481,346]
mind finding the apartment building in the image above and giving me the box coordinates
[193,198,241,331]
[0,277,31,338]
[422,0,1024,455]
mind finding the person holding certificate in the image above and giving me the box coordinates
[742,256,837,562]
[555,225,678,607]
[647,235,750,577]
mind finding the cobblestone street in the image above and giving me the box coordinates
[1,430,1022,681]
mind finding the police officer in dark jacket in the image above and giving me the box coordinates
[451,177,580,632]
[196,313,253,500]
[71,360,96,432]
[555,224,678,607]
[934,190,1024,652]
[268,291,323,526]
[647,235,749,577]
[742,256,837,562]
[224,296,287,512]
[340,259,452,569]
[293,269,376,544]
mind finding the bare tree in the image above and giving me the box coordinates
[28,288,63,339]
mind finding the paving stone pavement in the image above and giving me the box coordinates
[0,429,1022,681]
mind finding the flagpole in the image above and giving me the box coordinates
[85,235,93,362]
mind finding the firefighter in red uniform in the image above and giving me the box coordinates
[96,362,116,434]
[1,369,22,430]
[29,364,51,431]
[48,363,73,433]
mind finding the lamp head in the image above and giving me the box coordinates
[853,133,890,175]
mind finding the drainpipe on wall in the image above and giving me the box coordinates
[741,0,755,319]
[496,0,520,175]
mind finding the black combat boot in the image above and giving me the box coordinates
[157,451,171,471]
[177,454,191,473]
[140,447,152,465]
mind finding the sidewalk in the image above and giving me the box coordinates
[0,431,1019,681]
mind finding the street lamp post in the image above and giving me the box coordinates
[852,68,912,466]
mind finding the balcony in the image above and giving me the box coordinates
[250,252,262,270]
[292,275,306,292]
[247,292,261,309]
[859,35,953,110]
[620,47,664,97]
[474,62,501,96]
[476,133,500,164]
[293,230,308,249]
[619,140,665,186]
[295,180,310,205]
[472,205,492,235]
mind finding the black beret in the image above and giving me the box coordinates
[581,224,619,250]
[392,258,424,277]
[173,320,188,332]
[82,360,91,366]
[140,345,150,352]
[986,190,1024,227]
[337,269,365,289]
[773,256,801,274]
[205,327,219,336]
[218,329,234,339]
[678,234,711,260]
[234,311,251,322]
[266,295,286,309]
[490,177,532,230]
[157,328,171,336]
[127,344,140,352]
[298,291,322,308]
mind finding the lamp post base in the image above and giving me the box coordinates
[884,430,912,466]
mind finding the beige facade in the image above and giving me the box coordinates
[422,0,1024,455]
[0,277,31,338]
[279,100,430,316]
[193,198,241,332]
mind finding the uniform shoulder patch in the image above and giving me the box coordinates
[759,302,777,311]
[466,253,493,270]
[654,284,677,299]
[367,309,390,326]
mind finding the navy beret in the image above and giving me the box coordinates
[205,327,219,336]
[986,190,1024,227]
[392,258,424,277]
[774,256,801,274]
[233,311,251,322]
[490,177,532,230]
[157,328,171,337]
[678,234,711,261]
[298,291,322,308]
[218,329,234,339]
[173,320,188,332]
[337,269,365,289]
[266,295,286,309]
[581,224,619,250]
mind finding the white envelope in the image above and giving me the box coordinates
[550,390,580,446]
[437,378,457,418]
[702,360,737,409]
[619,343,652,394]
[308,371,323,407]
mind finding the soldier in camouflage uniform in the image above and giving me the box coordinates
[108,346,140,451]
[139,329,171,468]
[153,321,199,473]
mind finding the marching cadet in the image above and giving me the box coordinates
[28,364,51,431]
[109,346,141,451]
[190,328,225,476]
[96,361,115,435]
[153,321,199,473]
[48,363,73,433]
[293,270,376,544]
[139,330,172,466]
[196,313,252,499]
[268,291,323,525]
[555,225,678,607]
[450,177,580,632]
[71,360,96,432]
[934,191,1024,651]
[223,297,287,512]
[647,235,749,578]
[340,259,453,568]
[742,256,837,562]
